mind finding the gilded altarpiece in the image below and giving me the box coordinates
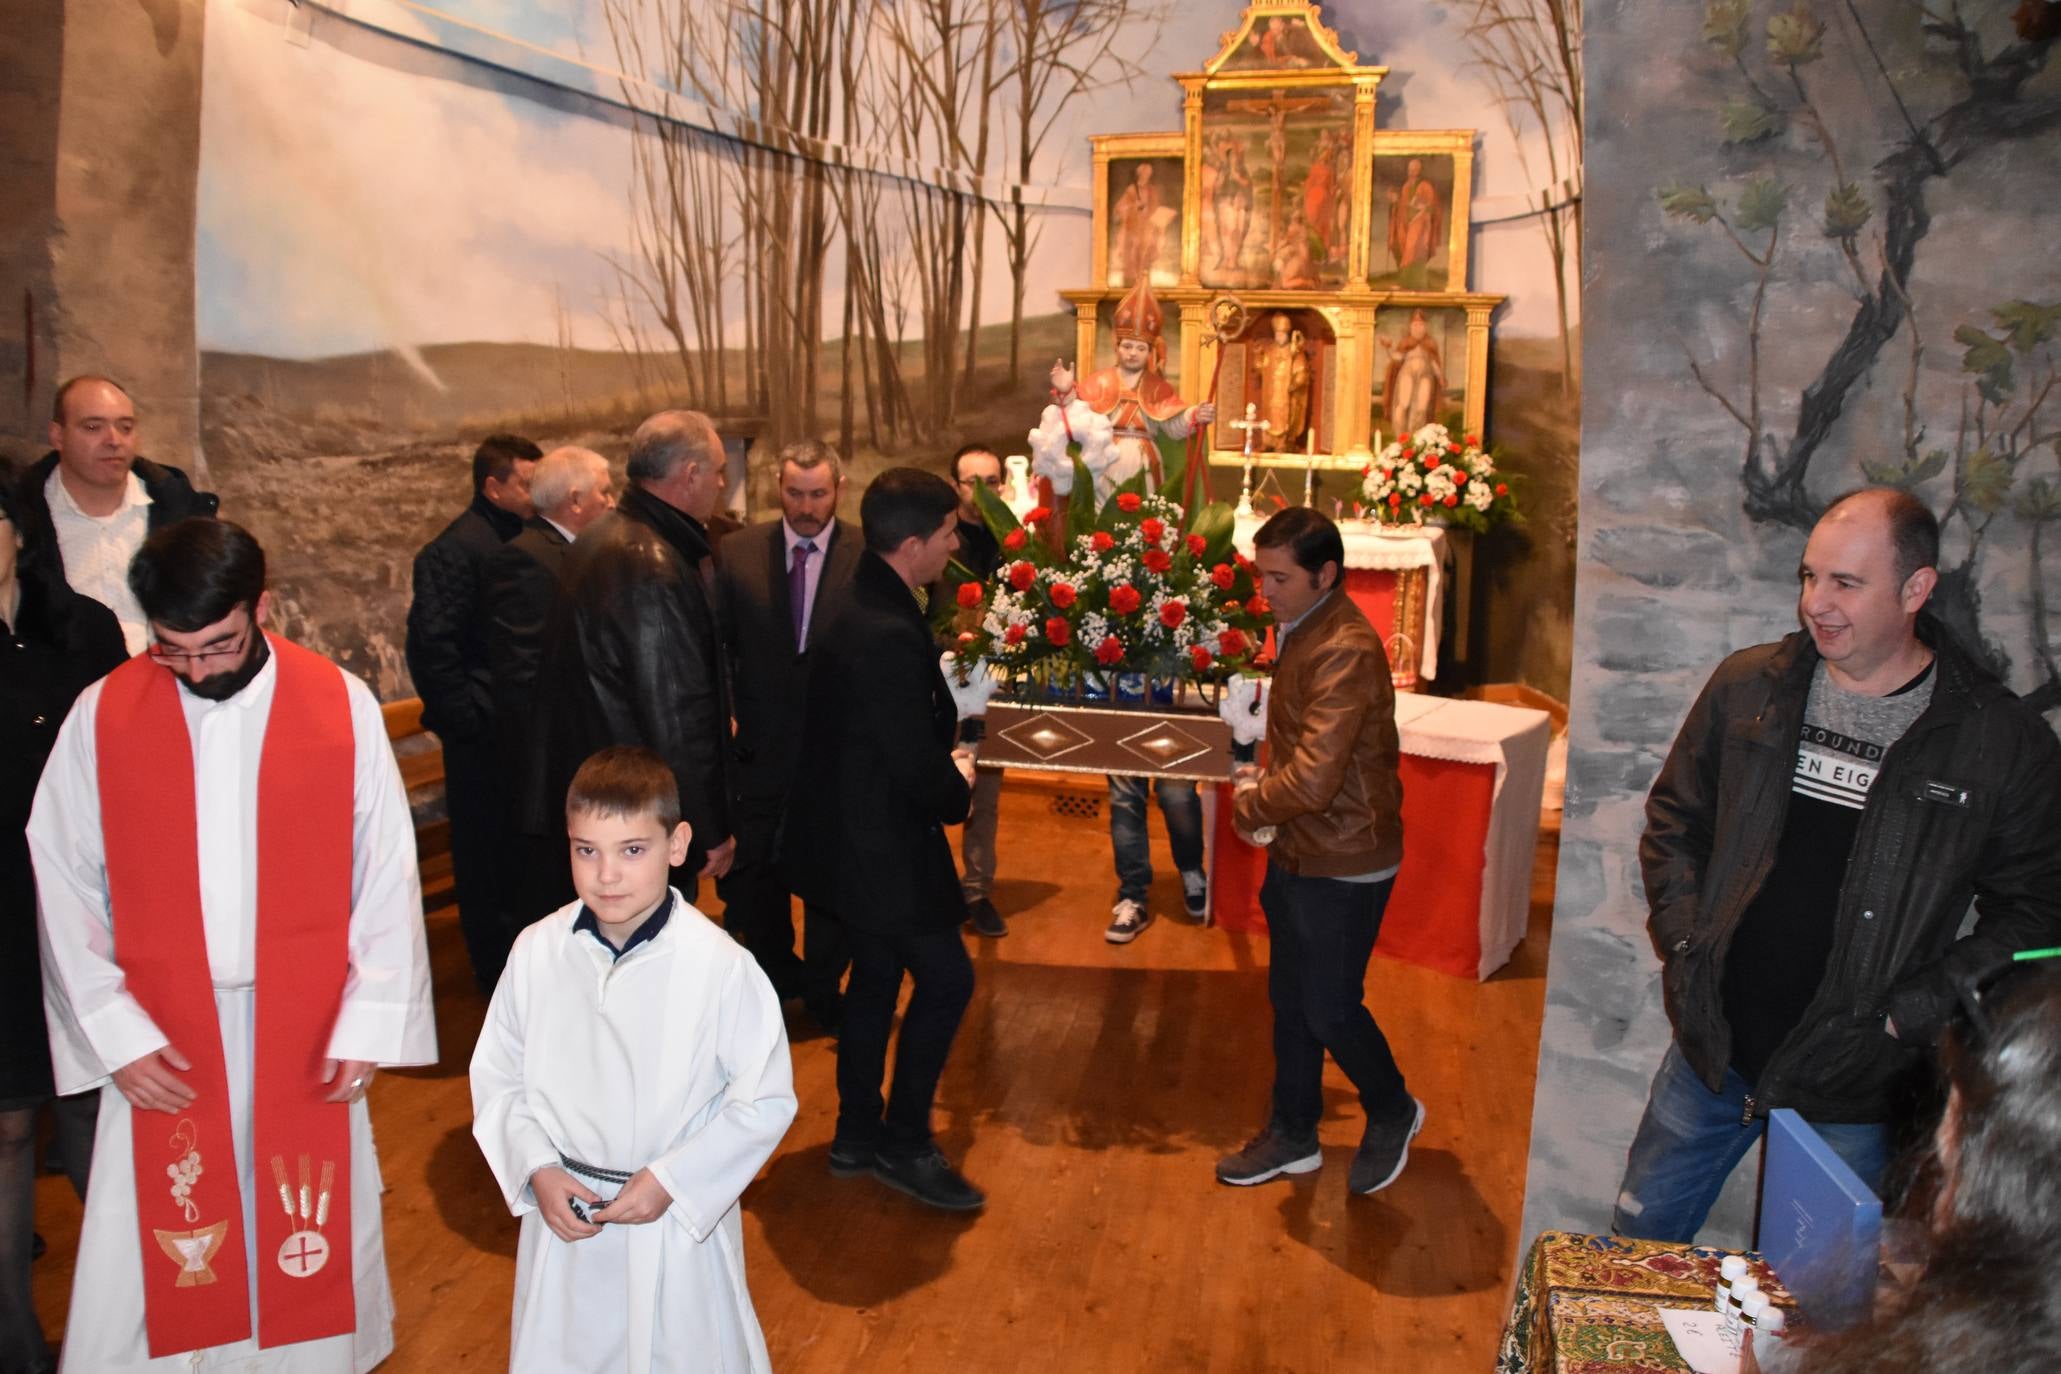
[1066,0,1502,477]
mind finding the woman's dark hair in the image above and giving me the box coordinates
[861,466,959,554]
[127,518,266,632]
[1793,967,2061,1372]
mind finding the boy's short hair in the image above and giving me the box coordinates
[565,746,682,832]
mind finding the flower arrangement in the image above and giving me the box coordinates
[1356,423,1519,533]
[947,461,1273,694]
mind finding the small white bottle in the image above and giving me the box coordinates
[1714,1254,1749,1313]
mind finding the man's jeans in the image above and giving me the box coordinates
[1261,868,1412,1136]
[959,770,1004,902]
[1611,1042,1893,1243]
[1108,775,1204,903]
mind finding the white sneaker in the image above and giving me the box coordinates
[1105,898,1152,944]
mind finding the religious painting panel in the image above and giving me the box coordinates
[1213,12,1327,72]
[1371,304,1468,443]
[1196,83,1353,291]
[1214,308,1338,458]
[1104,154,1184,289]
[1367,134,1472,293]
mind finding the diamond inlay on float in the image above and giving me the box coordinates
[995,712,1094,762]
[1117,719,1209,770]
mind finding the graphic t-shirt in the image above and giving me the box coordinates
[1720,658,1935,1085]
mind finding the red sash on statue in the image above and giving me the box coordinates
[95,635,358,1358]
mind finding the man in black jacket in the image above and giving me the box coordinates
[716,439,860,1028]
[481,446,613,953]
[1614,488,2061,1242]
[405,433,540,993]
[15,375,218,655]
[528,411,735,907]
[783,467,983,1212]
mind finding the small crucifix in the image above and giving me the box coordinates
[1229,402,1270,517]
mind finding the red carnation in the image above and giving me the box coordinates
[1210,563,1236,590]
[1109,584,1143,615]
[1025,506,1052,524]
[1388,492,1403,509]
[1452,469,1467,484]
[1234,552,1254,571]
[1139,517,1165,544]
[1190,645,1214,671]
[1045,617,1071,647]
[1142,548,1173,574]
[1008,561,1037,592]
[1443,494,1459,507]
[1495,483,1509,496]
[1419,493,1434,506]
[1091,531,1115,553]
[1448,443,1462,455]
[1158,600,1187,629]
[1248,595,1271,617]
[1049,581,1077,609]
[1094,635,1125,666]
[1003,528,1027,550]
[1217,628,1249,656]
[1003,624,1027,646]
[1117,492,1142,512]
[956,581,984,608]
[1186,534,1207,557]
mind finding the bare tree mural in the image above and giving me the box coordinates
[1657,0,2061,713]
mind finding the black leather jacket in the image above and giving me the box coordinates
[1643,618,2061,1122]
[405,494,525,742]
[526,486,732,871]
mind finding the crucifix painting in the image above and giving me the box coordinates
[1199,84,1351,289]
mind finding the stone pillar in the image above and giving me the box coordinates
[0,0,205,473]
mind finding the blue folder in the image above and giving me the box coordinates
[1757,1108,1883,1330]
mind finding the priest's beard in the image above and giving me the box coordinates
[179,631,271,702]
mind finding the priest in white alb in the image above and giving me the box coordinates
[29,519,435,1372]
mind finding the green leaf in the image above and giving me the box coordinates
[1767,1,1824,64]
[1154,431,1190,521]
[1067,457,1098,545]
[1991,300,2061,354]
[1189,501,1238,566]
[1658,182,1718,224]
[2014,477,2061,522]
[1821,181,1872,238]
[1703,0,1752,58]
[1720,97,1785,143]
[1954,323,2015,397]
[970,475,1022,548]
[1734,175,1789,233]
[1963,447,2013,513]
[1859,448,1949,486]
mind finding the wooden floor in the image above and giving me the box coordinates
[33,771,1558,1372]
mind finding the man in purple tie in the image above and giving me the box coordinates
[716,440,862,1030]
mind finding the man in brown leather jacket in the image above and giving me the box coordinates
[1215,508,1423,1195]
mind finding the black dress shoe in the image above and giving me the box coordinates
[873,1147,985,1211]
[963,896,1007,938]
[827,1139,876,1178]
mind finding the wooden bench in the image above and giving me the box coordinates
[381,697,456,910]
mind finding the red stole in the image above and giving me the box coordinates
[95,635,358,1357]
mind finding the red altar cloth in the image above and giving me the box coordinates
[1211,754,1497,978]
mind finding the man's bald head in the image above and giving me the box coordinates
[1819,487,1939,588]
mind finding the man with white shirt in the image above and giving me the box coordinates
[717,440,861,1030]
[29,519,435,1372]
[13,375,218,655]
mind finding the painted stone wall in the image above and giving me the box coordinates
[1524,0,2061,1248]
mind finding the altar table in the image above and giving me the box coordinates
[1207,693,1552,980]
[1233,515,1450,687]
[1496,1231,1796,1374]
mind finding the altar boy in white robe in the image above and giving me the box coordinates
[29,518,436,1372]
[471,746,795,1374]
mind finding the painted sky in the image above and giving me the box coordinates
[197,0,1577,360]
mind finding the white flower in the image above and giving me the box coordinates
[1466,482,1493,511]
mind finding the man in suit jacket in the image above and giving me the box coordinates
[479,447,614,967]
[528,412,735,908]
[716,440,861,1030]
[406,433,540,992]
[783,467,983,1212]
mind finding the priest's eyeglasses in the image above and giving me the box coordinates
[147,622,253,667]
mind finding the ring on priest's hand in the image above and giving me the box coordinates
[348,1077,365,1092]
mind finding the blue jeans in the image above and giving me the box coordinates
[1611,1042,1893,1243]
[1107,775,1204,903]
